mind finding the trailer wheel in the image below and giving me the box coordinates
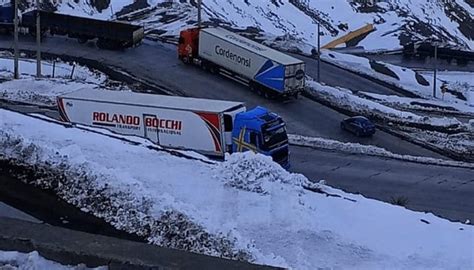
[77,37,88,44]
[264,91,275,99]
[209,66,218,74]
[249,83,256,92]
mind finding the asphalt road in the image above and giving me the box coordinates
[0,36,444,159]
[0,36,472,222]
[290,53,404,96]
[0,201,40,223]
[292,146,474,223]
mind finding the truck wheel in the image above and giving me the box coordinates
[264,91,274,99]
[249,83,256,92]
[209,66,218,74]
[181,57,190,64]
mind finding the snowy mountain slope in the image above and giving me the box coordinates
[43,0,474,50]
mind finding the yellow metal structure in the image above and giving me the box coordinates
[322,24,374,49]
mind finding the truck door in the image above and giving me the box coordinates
[232,127,258,153]
[143,114,160,144]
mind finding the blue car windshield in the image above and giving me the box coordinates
[356,120,373,127]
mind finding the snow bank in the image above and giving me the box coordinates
[360,92,474,115]
[0,250,105,270]
[0,78,100,106]
[305,79,463,129]
[320,51,474,110]
[1,108,472,270]
[288,134,474,169]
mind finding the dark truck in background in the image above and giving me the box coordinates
[0,2,144,50]
[403,42,474,66]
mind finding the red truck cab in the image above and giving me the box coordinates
[178,27,200,63]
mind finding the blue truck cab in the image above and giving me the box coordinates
[232,106,290,168]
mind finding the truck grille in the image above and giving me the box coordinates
[272,147,288,164]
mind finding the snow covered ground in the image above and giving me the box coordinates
[360,92,474,116]
[421,71,474,107]
[0,56,129,106]
[320,50,474,111]
[1,108,473,270]
[0,57,105,83]
[0,250,105,270]
[289,134,474,169]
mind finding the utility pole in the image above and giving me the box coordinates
[13,0,19,79]
[36,0,41,78]
[197,0,202,28]
[317,22,321,83]
[433,44,437,98]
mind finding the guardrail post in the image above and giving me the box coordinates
[36,0,42,78]
[14,0,19,79]
[317,22,321,83]
[433,45,437,98]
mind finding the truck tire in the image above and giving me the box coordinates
[181,56,190,64]
[209,66,218,74]
[249,83,256,92]
[264,91,275,99]
[77,37,88,44]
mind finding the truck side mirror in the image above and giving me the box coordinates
[223,115,233,132]
[250,132,258,145]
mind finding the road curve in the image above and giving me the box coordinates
[0,35,445,159]
[0,36,472,222]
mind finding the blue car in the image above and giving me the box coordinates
[340,116,376,137]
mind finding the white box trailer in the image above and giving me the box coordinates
[179,27,305,98]
[57,89,247,158]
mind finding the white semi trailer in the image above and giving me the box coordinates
[178,27,306,99]
[57,89,290,167]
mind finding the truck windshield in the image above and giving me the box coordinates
[261,125,288,151]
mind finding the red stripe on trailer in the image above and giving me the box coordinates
[57,97,70,122]
[195,112,222,152]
